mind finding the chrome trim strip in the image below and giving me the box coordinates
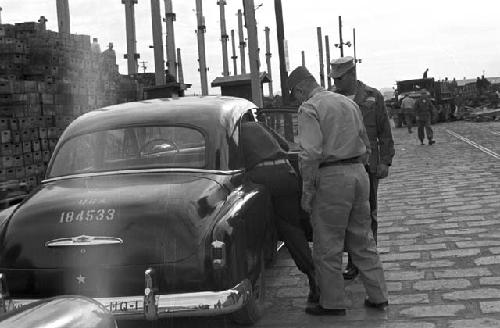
[43,168,244,183]
[45,235,123,248]
[9,279,251,319]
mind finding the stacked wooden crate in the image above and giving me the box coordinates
[0,21,132,205]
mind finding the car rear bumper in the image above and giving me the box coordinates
[6,279,252,320]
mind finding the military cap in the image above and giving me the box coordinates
[330,56,355,78]
[287,66,315,91]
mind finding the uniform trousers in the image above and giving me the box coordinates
[416,117,433,142]
[404,113,414,132]
[312,163,387,309]
[247,163,314,275]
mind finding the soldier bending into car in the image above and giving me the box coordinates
[240,113,319,304]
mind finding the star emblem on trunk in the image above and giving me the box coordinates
[76,274,86,284]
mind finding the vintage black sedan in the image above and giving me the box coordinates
[0,96,277,325]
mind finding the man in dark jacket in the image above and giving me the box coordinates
[240,113,318,303]
[330,57,395,280]
[414,89,436,145]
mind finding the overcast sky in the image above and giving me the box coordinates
[3,1,500,95]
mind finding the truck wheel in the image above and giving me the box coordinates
[231,251,266,325]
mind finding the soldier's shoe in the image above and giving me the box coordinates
[408,129,413,134]
[305,304,346,316]
[364,298,389,310]
[342,266,359,280]
[428,139,436,145]
[420,140,424,145]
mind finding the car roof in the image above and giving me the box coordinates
[62,96,257,139]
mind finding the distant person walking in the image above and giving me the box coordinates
[414,89,436,145]
[287,65,388,316]
[330,56,395,281]
[401,94,416,134]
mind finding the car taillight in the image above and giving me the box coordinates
[211,240,226,269]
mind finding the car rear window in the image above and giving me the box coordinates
[48,126,206,178]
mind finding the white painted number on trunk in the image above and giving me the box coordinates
[59,209,116,223]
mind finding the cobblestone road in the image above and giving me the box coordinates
[122,120,500,328]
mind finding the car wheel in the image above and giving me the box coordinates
[231,251,265,325]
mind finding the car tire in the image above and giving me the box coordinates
[231,251,265,325]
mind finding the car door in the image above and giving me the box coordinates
[256,108,312,241]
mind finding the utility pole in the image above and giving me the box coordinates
[56,0,70,34]
[301,51,305,66]
[122,0,139,75]
[217,0,230,77]
[338,16,344,57]
[353,28,361,64]
[325,35,331,89]
[265,26,273,97]
[0,7,2,25]
[317,27,325,88]
[242,0,263,107]
[231,29,238,75]
[140,61,148,73]
[151,0,165,85]
[177,48,184,85]
[195,0,208,95]
[237,9,247,74]
[274,0,289,104]
[164,0,177,81]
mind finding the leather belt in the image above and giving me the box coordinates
[319,156,362,169]
[255,158,289,167]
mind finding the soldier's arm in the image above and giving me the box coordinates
[375,91,395,165]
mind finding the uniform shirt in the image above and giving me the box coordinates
[336,81,395,174]
[298,87,370,194]
[401,96,416,114]
[240,121,287,169]
[414,94,435,121]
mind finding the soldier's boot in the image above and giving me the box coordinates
[307,271,320,303]
[428,139,435,145]
[420,139,424,145]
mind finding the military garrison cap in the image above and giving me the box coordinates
[287,66,315,91]
[330,56,355,78]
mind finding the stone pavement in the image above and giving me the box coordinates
[255,120,500,328]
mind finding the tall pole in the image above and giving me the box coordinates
[231,29,238,75]
[217,1,230,77]
[353,27,357,64]
[0,7,2,25]
[177,48,184,85]
[243,0,263,107]
[56,0,70,34]
[195,0,208,95]
[122,0,139,75]
[151,0,165,85]
[164,0,177,81]
[317,27,325,88]
[338,16,344,57]
[274,0,289,104]
[301,51,305,66]
[325,35,331,89]
[237,10,247,74]
[265,26,273,97]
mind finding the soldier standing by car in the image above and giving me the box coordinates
[287,66,388,316]
[401,94,416,134]
[414,89,436,145]
[239,113,319,304]
[329,56,395,281]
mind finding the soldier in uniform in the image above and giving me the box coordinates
[329,56,395,280]
[401,94,416,134]
[414,89,436,145]
[287,66,388,315]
